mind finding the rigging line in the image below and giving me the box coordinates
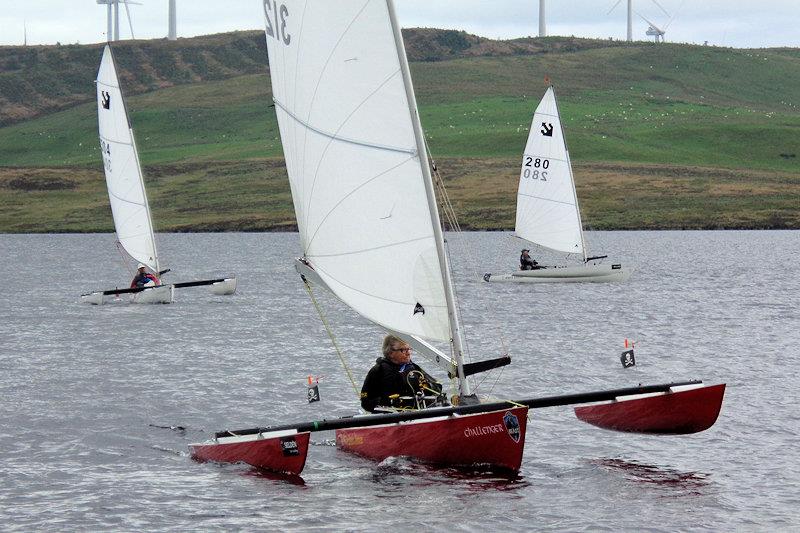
[302,277,360,398]
[423,143,473,365]
[274,99,416,156]
[428,168,484,394]
[477,363,507,398]
[441,235,476,394]
[425,142,514,392]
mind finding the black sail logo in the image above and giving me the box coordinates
[413,302,425,315]
[101,91,111,110]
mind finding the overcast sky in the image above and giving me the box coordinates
[1,1,798,49]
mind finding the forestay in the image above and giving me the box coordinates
[96,46,159,273]
[264,0,449,342]
[516,87,585,257]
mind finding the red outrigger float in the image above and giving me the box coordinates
[191,430,311,476]
[189,381,724,476]
[574,382,726,434]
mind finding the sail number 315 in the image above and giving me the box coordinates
[523,157,549,181]
[264,0,291,45]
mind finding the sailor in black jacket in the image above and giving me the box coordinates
[360,335,445,412]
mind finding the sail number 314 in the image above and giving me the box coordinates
[523,157,549,181]
[264,0,291,45]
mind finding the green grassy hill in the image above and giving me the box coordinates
[1,30,799,231]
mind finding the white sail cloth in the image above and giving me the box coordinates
[515,87,584,257]
[96,46,158,272]
[264,0,449,342]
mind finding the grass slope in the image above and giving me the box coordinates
[1,34,799,231]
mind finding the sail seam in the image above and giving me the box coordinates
[273,99,416,156]
[521,154,568,164]
[518,192,577,207]
[107,189,146,208]
[97,81,122,90]
[99,134,133,147]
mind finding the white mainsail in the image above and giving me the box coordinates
[96,45,159,273]
[264,0,450,342]
[515,87,586,258]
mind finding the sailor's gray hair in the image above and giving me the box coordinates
[382,334,407,357]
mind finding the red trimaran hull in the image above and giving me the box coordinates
[574,383,726,434]
[189,383,725,476]
[336,407,528,473]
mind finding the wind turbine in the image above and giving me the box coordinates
[168,0,177,40]
[96,0,142,41]
[539,0,546,37]
[637,12,665,42]
[607,0,670,42]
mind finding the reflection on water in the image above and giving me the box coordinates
[592,458,711,492]
[368,455,529,492]
[244,468,307,487]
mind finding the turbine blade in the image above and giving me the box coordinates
[634,10,661,31]
[124,0,135,39]
[650,0,671,18]
[664,0,686,30]
[606,0,623,15]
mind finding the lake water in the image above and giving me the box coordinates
[1,231,798,531]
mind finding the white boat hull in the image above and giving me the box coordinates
[81,284,174,305]
[484,263,632,283]
[210,277,237,295]
[133,284,174,303]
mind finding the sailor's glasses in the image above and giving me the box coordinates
[392,347,412,353]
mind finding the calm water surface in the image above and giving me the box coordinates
[1,231,798,531]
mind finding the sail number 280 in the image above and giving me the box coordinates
[523,157,549,181]
[264,0,291,45]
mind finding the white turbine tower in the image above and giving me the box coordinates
[608,0,670,42]
[168,0,177,41]
[539,0,546,37]
[97,0,141,42]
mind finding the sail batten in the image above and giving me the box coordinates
[515,86,585,257]
[96,46,159,273]
[265,0,450,342]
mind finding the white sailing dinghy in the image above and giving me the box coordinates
[483,86,632,283]
[190,1,723,476]
[81,45,236,305]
